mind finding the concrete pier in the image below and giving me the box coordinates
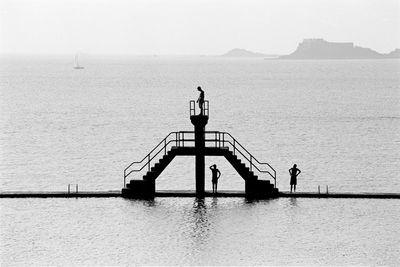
[1,191,399,199]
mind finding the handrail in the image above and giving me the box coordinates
[123,130,276,188]
[190,100,209,117]
[204,131,276,187]
[123,132,180,186]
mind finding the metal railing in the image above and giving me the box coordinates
[123,131,277,188]
[190,100,209,117]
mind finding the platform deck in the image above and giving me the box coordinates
[1,190,399,199]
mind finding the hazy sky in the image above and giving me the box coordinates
[1,0,399,55]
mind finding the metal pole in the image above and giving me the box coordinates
[318,185,320,194]
[164,139,166,155]
[124,175,126,188]
[148,155,150,172]
[68,184,70,194]
[233,140,236,155]
[326,185,329,194]
[250,156,252,171]
[76,184,78,193]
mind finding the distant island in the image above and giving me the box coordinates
[385,48,400,58]
[280,39,400,59]
[221,48,278,58]
[221,40,399,59]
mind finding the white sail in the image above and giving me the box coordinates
[74,53,84,69]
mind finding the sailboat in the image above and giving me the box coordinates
[74,54,84,69]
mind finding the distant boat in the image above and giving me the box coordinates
[74,54,84,69]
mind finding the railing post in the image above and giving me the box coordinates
[215,132,217,147]
[233,140,236,155]
[124,174,126,188]
[250,156,252,171]
[175,132,178,147]
[164,139,166,155]
[148,154,150,172]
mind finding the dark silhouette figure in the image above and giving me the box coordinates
[209,164,221,193]
[289,164,301,192]
[196,86,205,115]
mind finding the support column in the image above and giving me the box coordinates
[190,115,209,197]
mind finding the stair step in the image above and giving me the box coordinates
[159,158,169,164]
[144,171,156,178]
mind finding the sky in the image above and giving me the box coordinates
[0,0,399,55]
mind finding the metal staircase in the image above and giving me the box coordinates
[123,131,277,194]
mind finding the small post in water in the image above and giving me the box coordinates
[68,184,70,194]
[318,185,320,194]
[76,184,78,193]
[326,185,329,194]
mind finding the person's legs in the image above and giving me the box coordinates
[215,182,218,193]
[290,185,293,192]
[294,185,296,192]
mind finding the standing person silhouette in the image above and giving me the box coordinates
[289,164,301,192]
[209,164,221,194]
[196,86,204,115]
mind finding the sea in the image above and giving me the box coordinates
[0,55,399,265]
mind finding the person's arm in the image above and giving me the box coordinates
[289,169,292,175]
[209,165,213,170]
[297,169,301,175]
[217,170,221,178]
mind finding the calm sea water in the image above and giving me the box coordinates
[1,55,399,265]
[1,198,400,266]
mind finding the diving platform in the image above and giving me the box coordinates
[122,99,278,199]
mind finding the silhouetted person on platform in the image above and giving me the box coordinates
[196,86,204,115]
[210,164,221,194]
[289,164,301,192]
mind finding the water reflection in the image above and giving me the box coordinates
[210,197,218,208]
[125,198,158,207]
[289,197,298,207]
[191,198,210,241]
[244,197,274,206]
